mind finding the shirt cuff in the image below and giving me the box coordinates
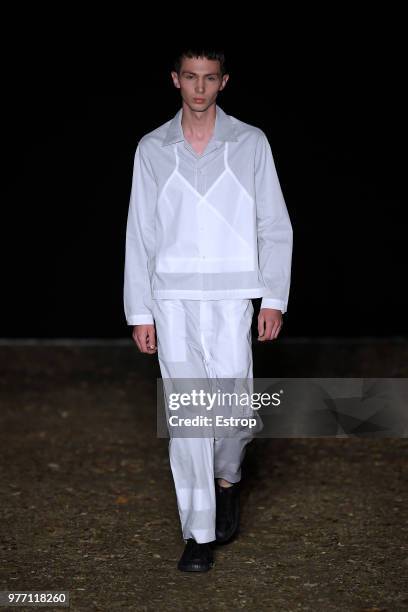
[127,314,154,326]
[260,298,286,314]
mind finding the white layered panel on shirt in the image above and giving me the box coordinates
[156,142,256,275]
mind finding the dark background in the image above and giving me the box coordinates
[2,35,405,338]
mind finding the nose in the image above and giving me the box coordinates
[195,79,205,93]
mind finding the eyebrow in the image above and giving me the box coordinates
[181,71,219,76]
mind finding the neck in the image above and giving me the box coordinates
[181,102,217,140]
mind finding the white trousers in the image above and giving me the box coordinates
[152,298,262,543]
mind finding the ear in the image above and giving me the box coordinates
[170,71,181,89]
[220,73,230,91]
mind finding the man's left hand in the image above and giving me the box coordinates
[257,308,283,341]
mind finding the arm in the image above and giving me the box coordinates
[123,141,156,328]
[254,131,293,338]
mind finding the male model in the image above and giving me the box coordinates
[123,47,293,572]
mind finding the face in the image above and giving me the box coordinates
[171,56,229,112]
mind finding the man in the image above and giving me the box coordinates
[123,47,293,572]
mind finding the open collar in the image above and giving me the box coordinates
[162,104,238,146]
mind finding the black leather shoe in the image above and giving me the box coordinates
[215,480,240,544]
[177,538,214,572]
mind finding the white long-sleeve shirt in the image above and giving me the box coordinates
[124,104,293,326]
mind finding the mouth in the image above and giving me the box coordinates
[193,98,205,103]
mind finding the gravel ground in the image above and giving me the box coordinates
[0,340,407,611]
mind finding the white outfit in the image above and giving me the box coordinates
[123,104,292,543]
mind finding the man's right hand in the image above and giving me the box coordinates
[132,324,157,354]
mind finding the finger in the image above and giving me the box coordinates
[266,320,275,340]
[259,320,273,341]
[271,318,283,340]
[137,329,151,354]
[132,329,143,352]
[257,313,265,338]
[271,321,282,340]
[146,326,157,352]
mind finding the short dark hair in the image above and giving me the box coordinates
[173,47,227,76]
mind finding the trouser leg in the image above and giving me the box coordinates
[152,298,261,543]
[167,436,216,543]
[199,299,260,484]
[214,437,252,484]
[152,299,216,543]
